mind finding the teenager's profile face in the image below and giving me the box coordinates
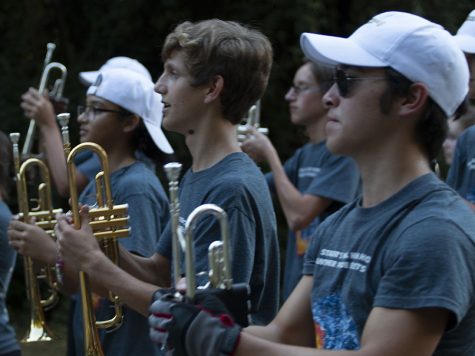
[322,66,394,157]
[285,62,327,127]
[155,50,209,135]
[77,95,125,147]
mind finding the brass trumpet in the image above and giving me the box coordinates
[163,163,250,326]
[22,43,68,156]
[10,132,62,343]
[236,100,269,144]
[60,116,129,356]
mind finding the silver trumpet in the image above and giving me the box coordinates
[22,43,68,156]
[164,163,250,326]
[236,100,269,144]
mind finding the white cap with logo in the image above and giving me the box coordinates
[80,56,153,86]
[87,68,173,154]
[454,10,475,54]
[300,11,469,117]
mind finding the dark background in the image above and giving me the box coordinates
[1,0,472,352]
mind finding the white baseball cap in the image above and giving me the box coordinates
[454,10,475,54]
[79,56,153,86]
[87,68,173,154]
[300,11,469,117]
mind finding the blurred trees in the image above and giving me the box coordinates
[1,0,473,335]
[2,0,472,162]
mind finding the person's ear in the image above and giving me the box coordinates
[399,83,429,117]
[204,75,224,104]
[123,114,140,133]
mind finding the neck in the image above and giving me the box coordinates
[186,116,241,172]
[104,141,137,173]
[357,144,431,207]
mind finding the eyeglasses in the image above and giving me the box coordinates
[77,105,127,120]
[288,85,321,96]
[334,68,387,97]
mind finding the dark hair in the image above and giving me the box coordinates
[162,19,273,124]
[131,118,174,165]
[304,58,334,94]
[0,131,13,200]
[378,68,468,161]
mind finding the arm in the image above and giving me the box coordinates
[245,276,315,346]
[8,218,58,265]
[239,302,448,356]
[150,274,448,355]
[20,88,89,196]
[56,209,171,316]
[242,129,331,231]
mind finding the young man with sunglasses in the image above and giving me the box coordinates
[149,11,475,355]
[242,60,360,301]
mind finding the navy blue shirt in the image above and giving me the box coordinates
[157,152,280,325]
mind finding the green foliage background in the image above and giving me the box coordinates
[1,0,473,349]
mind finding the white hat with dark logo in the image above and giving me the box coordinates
[300,11,469,117]
[80,56,153,86]
[87,68,173,154]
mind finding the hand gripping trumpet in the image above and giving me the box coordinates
[236,100,269,144]
[22,43,68,156]
[59,115,129,356]
[164,163,251,327]
[10,132,62,343]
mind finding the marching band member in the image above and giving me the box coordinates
[10,68,172,355]
[446,9,475,211]
[0,132,20,356]
[242,60,360,301]
[55,19,280,326]
[149,12,475,355]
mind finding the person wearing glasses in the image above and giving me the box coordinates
[10,68,173,356]
[241,60,360,301]
[446,9,475,211]
[148,12,475,355]
[20,56,161,197]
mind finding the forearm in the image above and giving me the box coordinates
[267,152,327,231]
[77,249,161,315]
[236,332,329,356]
[118,245,170,287]
[38,123,70,197]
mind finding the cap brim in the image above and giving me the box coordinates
[454,35,475,54]
[300,33,387,67]
[79,71,99,86]
[144,120,174,154]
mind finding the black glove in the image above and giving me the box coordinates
[149,291,241,356]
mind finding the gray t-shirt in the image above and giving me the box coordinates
[157,152,280,325]
[0,201,20,354]
[266,141,360,300]
[304,173,475,354]
[72,161,169,356]
[446,125,475,202]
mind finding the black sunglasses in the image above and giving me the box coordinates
[334,68,387,97]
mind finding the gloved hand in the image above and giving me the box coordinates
[148,288,177,349]
[149,291,241,356]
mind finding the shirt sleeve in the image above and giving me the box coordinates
[374,217,475,329]
[305,155,360,204]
